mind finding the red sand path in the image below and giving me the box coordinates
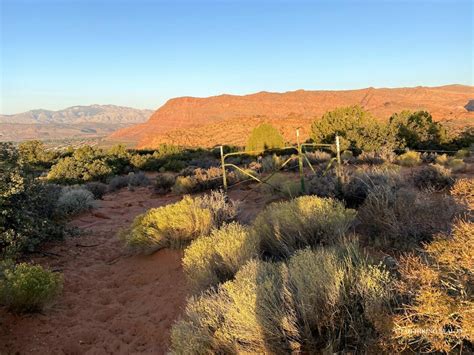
[0,188,186,354]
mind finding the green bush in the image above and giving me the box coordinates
[251,196,356,259]
[396,150,421,167]
[47,146,114,184]
[246,123,285,153]
[172,241,393,354]
[1,143,64,258]
[0,263,62,313]
[413,164,453,191]
[57,187,96,216]
[183,222,258,292]
[122,196,214,253]
[311,106,397,153]
[18,140,56,169]
[389,110,449,150]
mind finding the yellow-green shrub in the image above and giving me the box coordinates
[172,176,196,194]
[451,178,473,213]
[183,222,258,292]
[0,263,62,313]
[251,196,356,259]
[446,158,466,172]
[391,220,473,353]
[396,151,421,167]
[172,241,393,354]
[261,173,301,198]
[122,196,213,253]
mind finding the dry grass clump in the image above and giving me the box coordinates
[261,154,283,172]
[183,222,258,293]
[84,181,108,199]
[391,220,474,353]
[172,167,239,194]
[358,186,459,249]
[450,178,473,214]
[412,164,453,191]
[342,165,403,207]
[171,241,393,354]
[122,196,213,253]
[0,263,63,313]
[396,151,421,167]
[251,196,356,259]
[196,190,239,227]
[305,150,332,164]
[307,171,339,198]
[436,154,467,172]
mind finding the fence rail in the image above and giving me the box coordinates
[220,130,341,193]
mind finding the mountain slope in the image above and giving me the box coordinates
[0,105,153,142]
[109,85,474,148]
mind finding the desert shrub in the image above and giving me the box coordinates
[84,181,108,199]
[358,186,459,249]
[1,143,64,258]
[391,220,473,352]
[311,106,397,153]
[251,196,356,259]
[183,222,258,292]
[127,171,150,188]
[261,154,283,173]
[305,150,332,164]
[172,167,228,194]
[162,159,186,172]
[307,171,340,198]
[18,140,56,169]
[413,164,453,191]
[342,166,403,207]
[340,150,355,163]
[196,190,239,227]
[261,173,301,198]
[446,158,466,172]
[172,176,196,194]
[451,178,473,214]
[389,110,449,150]
[455,148,470,159]
[246,123,285,152]
[56,187,96,216]
[396,150,421,167]
[172,241,393,354]
[108,175,129,191]
[122,196,213,253]
[435,153,449,165]
[356,151,385,165]
[154,173,176,194]
[47,146,114,184]
[0,263,62,313]
[420,152,438,164]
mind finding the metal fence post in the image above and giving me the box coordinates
[220,145,227,191]
[335,135,342,179]
[296,129,305,193]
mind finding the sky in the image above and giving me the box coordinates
[0,0,472,114]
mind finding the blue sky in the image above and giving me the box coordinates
[1,0,472,114]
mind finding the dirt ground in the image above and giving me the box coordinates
[0,184,269,354]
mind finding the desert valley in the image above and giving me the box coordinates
[1,0,473,354]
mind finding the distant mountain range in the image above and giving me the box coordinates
[109,85,474,148]
[0,105,153,142]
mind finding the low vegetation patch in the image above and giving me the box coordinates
[172,241,393,354]
[413,164,453,191]
[183,222,257,293]
[0,263,63,313]
[56,187,96,216]
[396,150,421,167]
[251,195,356,259]
[122,196,214,253]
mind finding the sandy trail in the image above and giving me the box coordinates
[0,188,186,354]
[0,184,269,354]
